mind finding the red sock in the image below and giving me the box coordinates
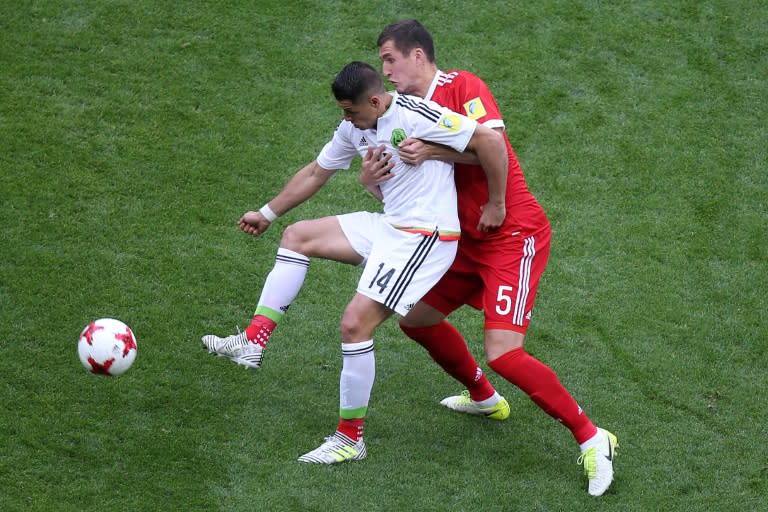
[489,348,597,444]
[244,315,277,347]
[337,418,365,441]
[400,320,496,402]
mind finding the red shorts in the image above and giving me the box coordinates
[421,224,551,333]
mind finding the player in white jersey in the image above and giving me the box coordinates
[201,62,508,462]
[317,91,467,243]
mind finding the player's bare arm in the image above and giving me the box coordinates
[398,127,506,166]
[359,145,394,201]
[465,125,507,232]
[239,160,336,237]
[398,138,478,166]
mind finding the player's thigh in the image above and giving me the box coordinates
[401,300,446,327]
[359,227,457,316]
[482,230,551,332]
[418,245,485,317]
[336,211,381,265]
[280,216,362,264]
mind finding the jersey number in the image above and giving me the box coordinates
[495,285,515,315]
[369,263,396,294]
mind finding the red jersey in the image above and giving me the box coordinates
[426,70,549,240]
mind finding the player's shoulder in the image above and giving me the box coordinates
[437,69,488,88]
[395,93,444,115]
[332,118,366,143]
[335,118,356,134]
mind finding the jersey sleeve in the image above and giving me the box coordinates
[407,98,477,153]
[316,121,358,170]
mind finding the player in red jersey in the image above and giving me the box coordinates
[363,20,618,496]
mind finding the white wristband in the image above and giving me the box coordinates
[259,204,278,222]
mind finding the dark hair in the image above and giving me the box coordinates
[377,19,436,63]
[331,61,385,103]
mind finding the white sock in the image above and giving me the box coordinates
[579,428,604,451]
[473,391,502,408]
[339,340,375,417]
[255,248,309,316]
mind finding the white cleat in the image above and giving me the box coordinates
[439,390,510,420]
[578,428,618,496]
[298,433,367,464]
[201,331,264,369]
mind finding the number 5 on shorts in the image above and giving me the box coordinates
[495,285,515,315]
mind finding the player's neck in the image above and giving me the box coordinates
[415,66,440,99]
[378,93,393,115]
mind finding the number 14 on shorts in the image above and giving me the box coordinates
[369,263,395,293]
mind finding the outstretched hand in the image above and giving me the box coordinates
[239,211,272,237]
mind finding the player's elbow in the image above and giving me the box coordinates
[469,125,504,154]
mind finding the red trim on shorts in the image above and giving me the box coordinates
[394,226,461,241]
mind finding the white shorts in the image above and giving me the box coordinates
[337,211,458,316]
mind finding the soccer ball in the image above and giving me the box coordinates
[78,318,137,376]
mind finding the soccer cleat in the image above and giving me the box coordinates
[439,390,510,420]
[577,428,618,496]
[297,432,367,464]
[201,330,264,369]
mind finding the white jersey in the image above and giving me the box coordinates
[317,92,478,240]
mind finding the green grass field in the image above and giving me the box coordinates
[1,1,766,510]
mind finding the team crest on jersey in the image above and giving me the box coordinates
[463,97,487,120]
[438,113,462,132]
[390,128,407,147]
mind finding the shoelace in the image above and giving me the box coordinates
[325,436,347,448]
[577,448,597,478]
[312,435,352,454]
[222,330,248,351]
[457,390,472,403]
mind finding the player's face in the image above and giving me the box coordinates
[379,41,421,96]
[337,98,378,130]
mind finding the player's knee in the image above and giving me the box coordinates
[484,330,525,362]
[340,300,379,341]
[280,221,316,253]
[339,313,365,341]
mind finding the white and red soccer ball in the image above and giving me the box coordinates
[78,318,137,376]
